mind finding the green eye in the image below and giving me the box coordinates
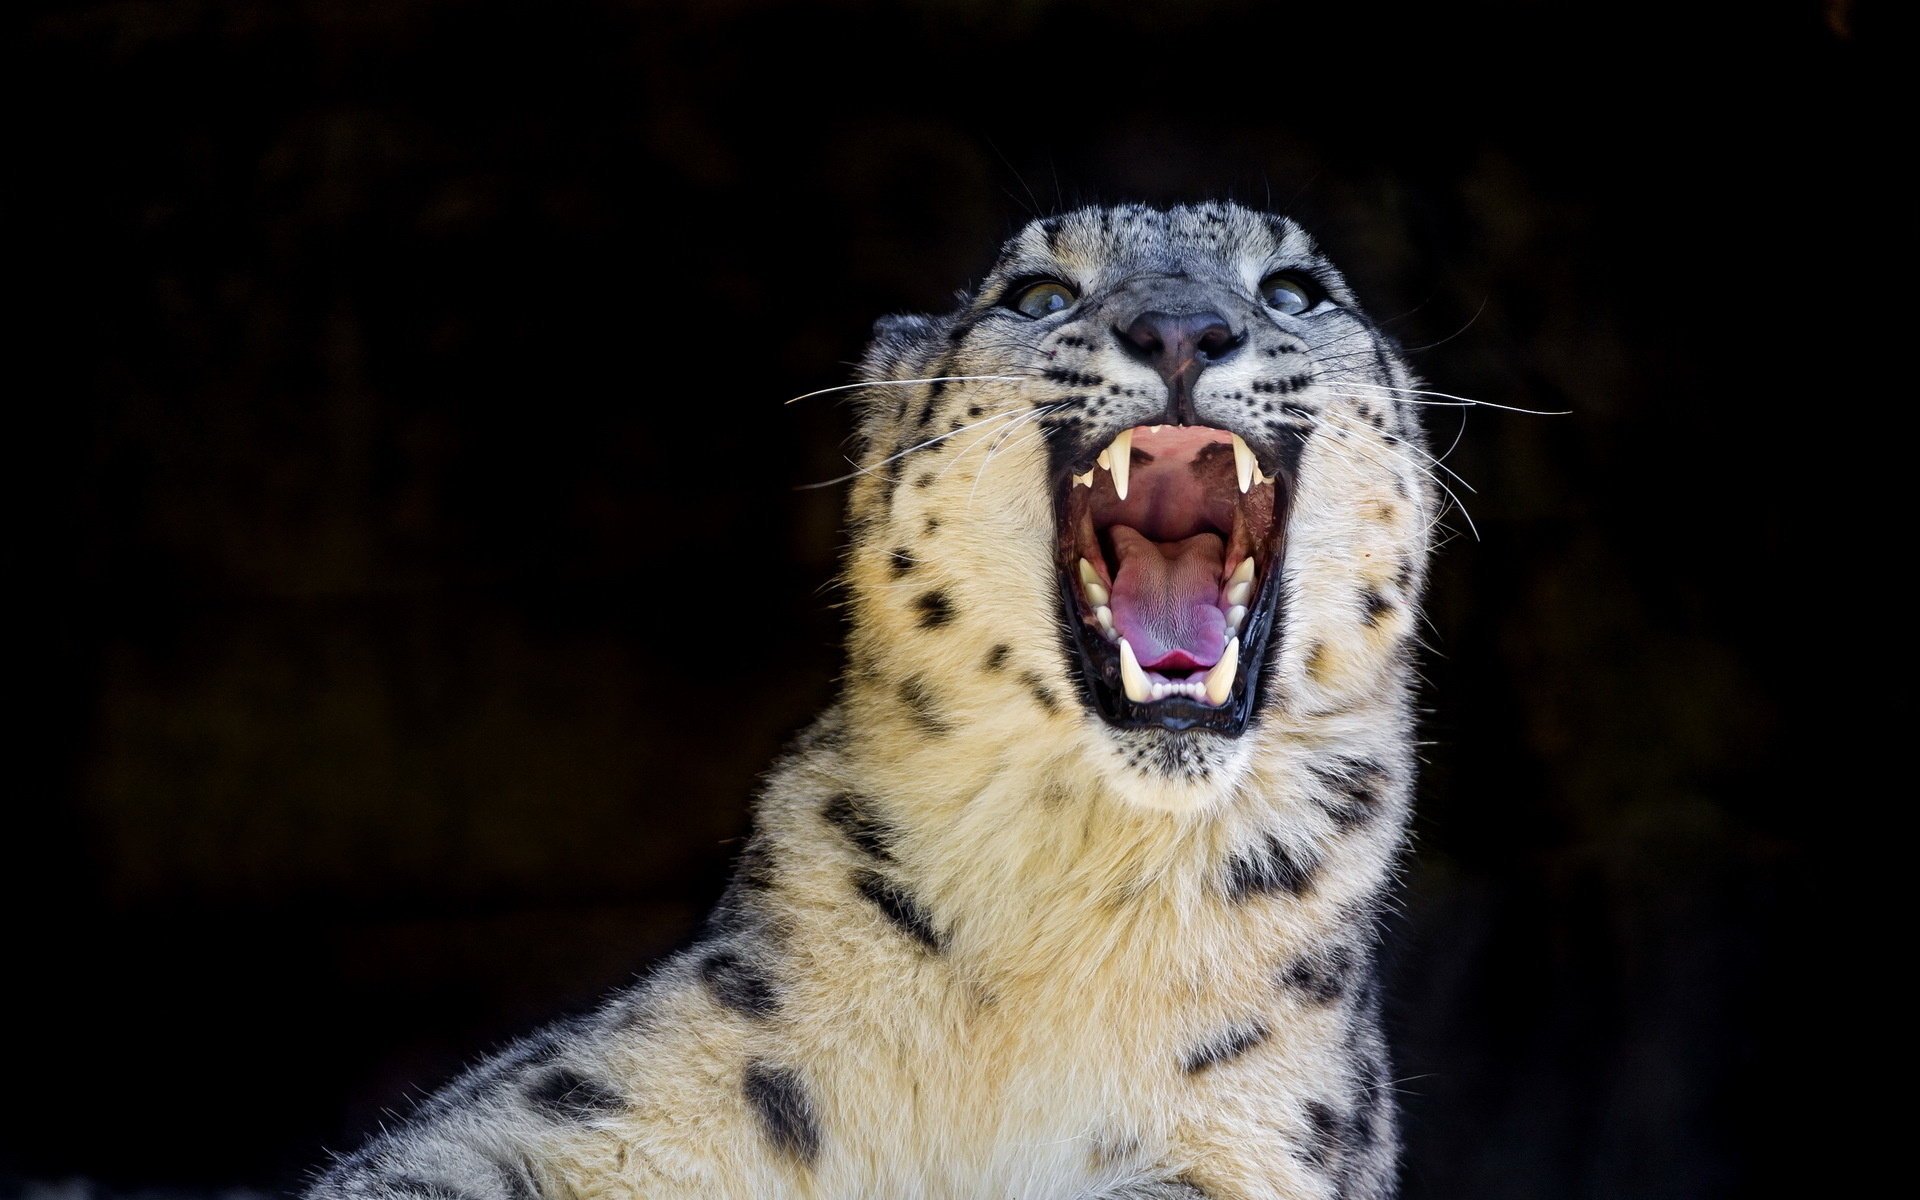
[1259,273,1317,316]
[1008,280,1078,319]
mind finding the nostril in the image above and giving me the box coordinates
[1194,323,1243,361]
[1118,317,1165,362]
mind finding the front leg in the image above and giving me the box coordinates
[1146,1021,1401,1200]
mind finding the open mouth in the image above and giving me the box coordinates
[1055,424,1290,734]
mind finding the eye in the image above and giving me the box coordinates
[1259,272,1319,316]
[1007,279,1078,319]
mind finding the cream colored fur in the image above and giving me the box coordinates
[311,202,1433,1200]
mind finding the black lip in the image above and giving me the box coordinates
[1049,447,1294,738]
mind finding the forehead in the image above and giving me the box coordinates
[989,203,1324,283]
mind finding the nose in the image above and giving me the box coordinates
[1116,310,1243,423]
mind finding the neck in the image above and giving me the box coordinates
[801,669,1415,991]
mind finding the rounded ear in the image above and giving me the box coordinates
[858,312,941,384]
[870,312,937,344]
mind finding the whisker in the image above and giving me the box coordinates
[1398,294,1489,354]
[783,375,1026,406]
[968,409,1058,503]
[1309,424,1477,543]
[794,406,1033,490]
[1337,381,1569,417]
[934,402,1055,486]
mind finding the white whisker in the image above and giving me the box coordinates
[794,406,1033,490]
[782,375,1026,406]
[1338,381,1569,417]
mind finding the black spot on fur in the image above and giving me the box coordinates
[889,547,916,575]
[1301,1099,1351,1171]
[915,590,954,628]
[1182,1021,1270,1074]
[898,678,951,735]
[1018,669,1061,713]
[923,516,941,535]
[853,868,945,952]
[821,792,896,861]
[1360,589,1393,627]
[983,643,1010,672]
[1280,944,1357,1005]
[1309,758,1390,830]
[525,1068,624,1123]
[1043,367,1104,388]
[1222,834,1320,900]
[743,1060,822,1164]
[912,471,935,489]
[699,947,779,1018]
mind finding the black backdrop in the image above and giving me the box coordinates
[14,1,1867,1196]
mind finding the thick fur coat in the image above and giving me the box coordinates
[312,202,1435,1200]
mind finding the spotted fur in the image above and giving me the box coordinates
[309,202,1431,1199]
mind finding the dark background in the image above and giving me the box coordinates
[13,1,1869,1196]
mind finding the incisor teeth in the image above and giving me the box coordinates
[1232,433,1256,494]
[1096,447,1112,470]
[1229,557,1255,587]
[1078,558,1110,607]
[1226,579,1252,607]
[1255,466,1272,487]
[1205,637,1240,706]
[1108,428,1132,500]
[1072,470,1094,489]
[1118,637,1151,703]
[1226,604,1247,632]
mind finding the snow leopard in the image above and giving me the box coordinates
[309,201,1434,1199]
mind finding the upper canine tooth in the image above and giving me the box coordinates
[1229,557,1255,587]
[1078,558,1110,607]
[1204,637,1240,706]
[1072,469,1094,489]
[1108,427,1133,500]
[1231,433,1256,494]
[1118,637,1151,703]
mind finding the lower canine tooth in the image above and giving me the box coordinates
[1118,637,1151,703]
[1232,433,1256,494]
[1108,427,1133,500]
[1204,637,1240,706]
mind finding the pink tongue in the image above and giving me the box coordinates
[1108,526,1227,671]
